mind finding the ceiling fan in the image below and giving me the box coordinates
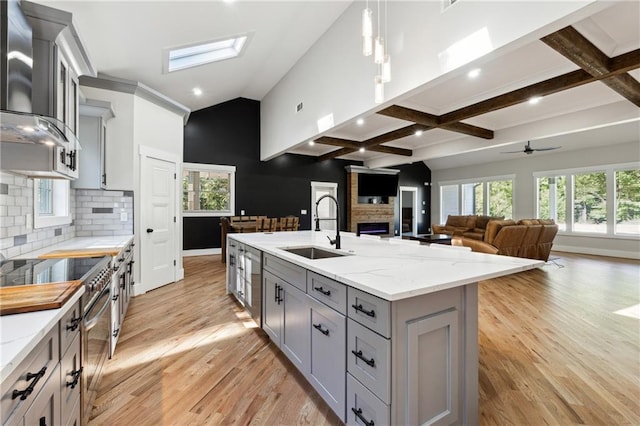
[501,141,561,155]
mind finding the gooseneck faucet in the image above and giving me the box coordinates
[315,194,341,249]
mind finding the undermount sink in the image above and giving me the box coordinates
[281,246,348,260]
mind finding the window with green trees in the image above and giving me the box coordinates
[182,164,235,215]
[536,164,639,236]
[439,176,514,220]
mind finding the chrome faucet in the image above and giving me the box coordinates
[315,194,341,249]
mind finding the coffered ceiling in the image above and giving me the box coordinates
[290,1,640,169]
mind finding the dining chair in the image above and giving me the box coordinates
[257,217,278,232]
[280,217,299,231]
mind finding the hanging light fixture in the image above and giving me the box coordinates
[374,0,384,64]
[381,0,391,82]
[362,1,373,56]
[374,75,384,104]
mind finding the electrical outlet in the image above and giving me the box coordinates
[120,212,128,222]
[301,209,307,215]
[240,210,245,215]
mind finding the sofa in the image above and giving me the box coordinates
[432,215,504,240]
[452,219,558,261]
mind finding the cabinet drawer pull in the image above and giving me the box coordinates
[112,294,119,301]
[313,323,329,336]
[276,284,283,304]
[313,286,331,296]
[351,350,375,367]
[113,328,120,338]
[12,366,47,400]
[66,316,81,331]
[66,367,83,389]
[351,407,375,426]
[352,303,376,318]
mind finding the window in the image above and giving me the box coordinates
[573,171,606,233]
[537,176,567,231]
[182,163,235,216]
[615,169,640,235]
[165,35,249,73]
[535,163,639,237]
[34,178,71,228]
[439,175,514,221]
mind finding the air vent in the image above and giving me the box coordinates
[442,0,459,11]
[296,102,304,113]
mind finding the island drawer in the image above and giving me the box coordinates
[346,373,390,426]
[347,287,390,338]
[263,253,307,292]
[1,325,59,424]
[347,318,391,403]
[60,300,82,356]
[307,272,347,314]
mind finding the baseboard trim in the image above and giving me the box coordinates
[183,248,221,257]
[552,245,640,260]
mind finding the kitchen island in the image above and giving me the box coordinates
[228,231,542,425]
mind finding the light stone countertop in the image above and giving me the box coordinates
[0,287,85,382]
[229,231,543,301]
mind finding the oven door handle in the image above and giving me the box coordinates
[84,287,111,331]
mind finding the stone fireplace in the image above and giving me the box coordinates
[346,166,397,237]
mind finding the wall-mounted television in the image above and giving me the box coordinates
[358,173,399,196]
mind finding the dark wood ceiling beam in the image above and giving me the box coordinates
[315,136,413,160]
[610,49,640,74]
[377,106,494,139]
[362,124,430,147]
[318,147,356,162]
[542,26,640,107]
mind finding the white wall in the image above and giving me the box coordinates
[431,141,640,259]
[261,0,602,160]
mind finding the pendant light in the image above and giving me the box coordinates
[374,75,384,104]
[362,2,372,56]
[374,0,384,64]
[381,0,391,82]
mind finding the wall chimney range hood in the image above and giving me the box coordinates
[1,109,74,147]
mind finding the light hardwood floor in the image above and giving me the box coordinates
[89,252,640,425]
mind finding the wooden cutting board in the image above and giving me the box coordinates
[39,248,120,259]
[0,281,83,316]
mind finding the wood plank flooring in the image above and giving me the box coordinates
[89,252,640,425]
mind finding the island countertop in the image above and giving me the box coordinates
[229,231,543,301]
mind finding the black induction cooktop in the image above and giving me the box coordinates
[0,256,107,287]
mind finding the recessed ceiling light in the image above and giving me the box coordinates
[415,130,423,137]
[356,118,365,126]
[308,140,315,146]
[192,87,202,96]
[467,68,481,79]
[165,34,249,73]
[359,147,365,153]
[529,96,542,105]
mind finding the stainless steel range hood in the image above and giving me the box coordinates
[1,109,73,147]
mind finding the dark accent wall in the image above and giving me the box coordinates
[183,98,362,250]
[393,163,432,235]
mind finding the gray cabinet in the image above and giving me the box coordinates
[308,296,346,417]
[72,99,114,189]
[262,270,282,344]
[281,281,310,373]
[1,299,82,426]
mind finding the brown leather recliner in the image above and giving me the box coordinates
[462,215,504,240]
[432,215,477,236]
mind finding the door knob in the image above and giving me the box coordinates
[146,228,154,233]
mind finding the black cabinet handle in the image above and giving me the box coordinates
[39,416,47,426]
[12,366,47,400]
[112,294,119,301]
[352,304,376,318]
[274,283,279,303]
[276,284,283,304]
[66,316,81,332]
[313,286,331,296]
[313,323,329,336]
[146,228,154,233]
[66,367,83,389]
[351,408,375,426]
[102,173,107,186]
[351,350,375,367]
[113,328,120,338]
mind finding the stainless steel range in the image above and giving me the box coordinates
[0,255,113,424]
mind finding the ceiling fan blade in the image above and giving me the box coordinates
[500,150,525,154]
[533,146,561,151]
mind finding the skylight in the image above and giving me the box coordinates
[165,35,248,73]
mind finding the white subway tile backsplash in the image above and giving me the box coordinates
[0,177,133,258]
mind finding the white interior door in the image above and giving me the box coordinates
[400,186,418,235]
[311,182,338,231]
[141,154,177,292]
